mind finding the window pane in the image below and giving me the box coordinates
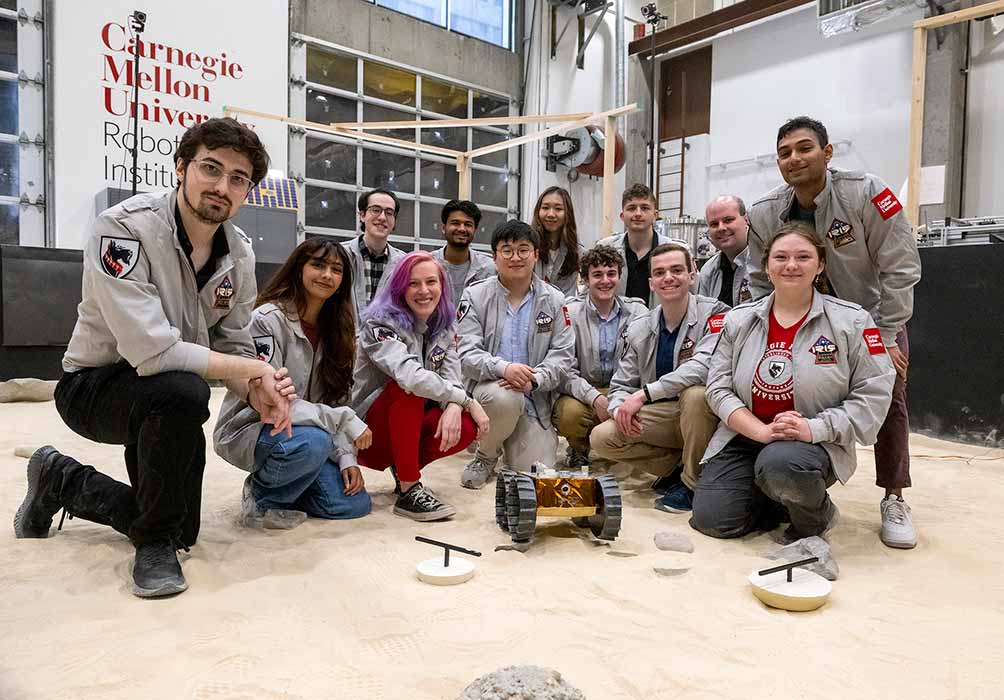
[0,80,16,134]
[451,0,510,48]
[362,148,416,192]
[472,169,508,207]
[477,211,506,246]
[419,159,458,199]
[363,103,415,143]
[0,19,15,73]
[0,141,17,197]
[0,202,16,245]
[421,118,466,151]
[391,198,415,240]
[0,1,15,10]
[305,136,356,184]
[305,186,357,231]
[306,48,357,92]
[363,61,416,107]
[418,203,446,242]
[472,129,510,168]
[306,88,357,125]
[473,91,509,119]
[422,77,467,118]
[377,0,446,26]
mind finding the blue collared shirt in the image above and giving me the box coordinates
[656,312,681,380]
[589,297,622,387]
[500,288,536,417]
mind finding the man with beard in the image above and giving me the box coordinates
[431,199,496,306]
[13,118,296,598]
[698,195,752,307]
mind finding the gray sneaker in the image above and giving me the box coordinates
[132,542,188,598]
[565,447,590,469]
[241,475,307,530]
[461,456,497,490]
[880,495,916,549]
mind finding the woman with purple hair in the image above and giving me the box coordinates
[352,252,490,520]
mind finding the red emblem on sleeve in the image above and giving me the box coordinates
[862,328,886,354]
[563,306,571,326]
[707,313,726,334]
[871,188,903,220]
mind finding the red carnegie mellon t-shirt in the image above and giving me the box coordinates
[751,309,809,423]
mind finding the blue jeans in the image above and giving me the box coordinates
[252,426,371,520]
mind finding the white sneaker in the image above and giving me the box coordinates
[880,495,917,549]
[460,456,496,490]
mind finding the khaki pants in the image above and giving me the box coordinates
[551,388,608,454]
[473,380,558,469]
[590,385,718,489]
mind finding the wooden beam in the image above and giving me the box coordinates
[914,0,1004,29]
[602,115,617,236]
[906,26,927,227]
[457,155,471,200]
[466,104,638,160]
[328,113,592,130]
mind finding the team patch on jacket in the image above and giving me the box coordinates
[535,311,553,333]
[456,300,471,322]
[810,335,838,364]
[826,218,856,248]
[707,313,726,334]
[374,326,401,343]
[99,236,140,279]
[862,328,886,354]
[738,278,752,303]
[213,275,235,309]
[429,345,447,370]
[253,335,275,364]
[562,306,571,326]
[678,337,696,362]
[871,188,903,220]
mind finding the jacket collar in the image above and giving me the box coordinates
[166,189,250,262]
[779,168,834,223]
[752,290,826,326]
[647,293,696,334]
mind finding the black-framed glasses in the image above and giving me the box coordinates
[365,205,397,219]
[191,159,255,194]
[497,246,534,260]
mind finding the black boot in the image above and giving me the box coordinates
[13,446,66,538]
[132,542,188,598]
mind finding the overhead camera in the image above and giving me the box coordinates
[640,2,665,25]
[129,10,147,32]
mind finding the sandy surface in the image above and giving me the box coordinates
[2,390,1003,700]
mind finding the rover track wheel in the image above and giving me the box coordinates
[506,473,537,543]
[496,471,515,532]
[588,474,622,541]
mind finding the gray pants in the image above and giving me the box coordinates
[690,436,836,540]
[473,380,558,469]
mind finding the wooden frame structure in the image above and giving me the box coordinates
[224,103,639,235]
[907,0,1004,226]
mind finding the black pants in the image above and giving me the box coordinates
[53,362,211,547]
[689,436,836,540]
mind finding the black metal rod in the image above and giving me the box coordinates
[415,536,482,567]
[129,13,145,197]
[758,557,819,582]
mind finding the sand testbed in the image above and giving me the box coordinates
[1,390,1003,700]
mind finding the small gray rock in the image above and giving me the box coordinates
[458,665,585,700]
[765,535,839,581]
[653,531,694,553]
[494,542,531,553]
[653,567,690,577]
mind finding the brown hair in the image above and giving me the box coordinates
[579,244,625,278]
[174,117,270,185]
[762,222,827,291]
[650,242,693,272]
[531,186,580,279]
[256,239,355,405]
[621,183,657,208]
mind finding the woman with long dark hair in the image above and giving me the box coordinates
[353,251,489,521]
[214,239,373,528]
[531,186,584,296]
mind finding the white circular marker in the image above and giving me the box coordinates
[749,567,832,612]
[416,557,476,586]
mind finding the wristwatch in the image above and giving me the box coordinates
[643,385,652,403]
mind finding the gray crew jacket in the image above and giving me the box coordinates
[63,190,256,376]
[213,302,368,473]
[608,293,730,416]
[534,242,585,297]
[351,314,469,421]
[593,231,686,306]
[747,168,922,346]
[561,294,648,407]
[456,276,576,428]
[341,235,408,320]
[703,292,896,483]
[697,247,752,307]
[431,246,497,301]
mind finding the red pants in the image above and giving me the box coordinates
[357,381,477,483]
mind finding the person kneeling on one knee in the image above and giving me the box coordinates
[215,239,374,529]
[352,252,490,521]
[590,243,729,513]
[689,223,896,542]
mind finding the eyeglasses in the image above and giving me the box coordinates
[191,159,255,194]
[365,205,397,219]
[497,246,535,260]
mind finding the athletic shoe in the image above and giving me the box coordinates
[565,447,590,469]
[132,542,188,598]
[654,482,693,513]
[393,482,457,521]
[880,495,917,549]
[240,475,307,530]
[460,456,497,490]
[13,446,65,539]
[651,468,682,494]
[781,502,840,544]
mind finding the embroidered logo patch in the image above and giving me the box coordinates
[826,218,856,248]
[871,188,903,220]
[253,335,275,364]
[678,337,696,362]
[707,313,726,334]
[99,236,140,278]
[862,328,886,354]
[535,311,553,333]
[563,306,571,326]
[213,275,234,309]
[456,300,471,323]
[429,345,447,370]
[738,278,752,304]
[374,326,401,343]
[810,335,838,364]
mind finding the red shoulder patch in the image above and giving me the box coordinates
[563,306,571,326]
[707,313,726,334]
[862,328,886,354]
[871,188,903,220]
